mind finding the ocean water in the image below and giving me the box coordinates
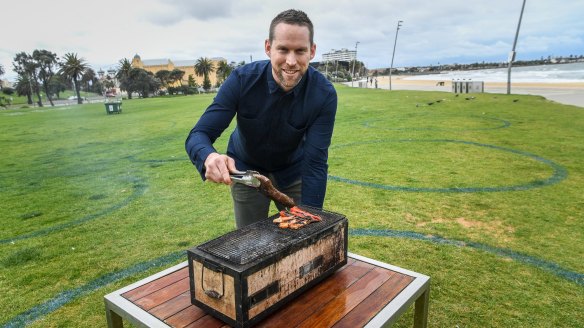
[403,62,584,83]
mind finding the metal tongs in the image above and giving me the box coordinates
[229,170,261,188]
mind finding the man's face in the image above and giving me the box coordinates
[265,23,316,92]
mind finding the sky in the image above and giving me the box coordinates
[2,0,583,82]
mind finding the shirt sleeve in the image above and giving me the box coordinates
[185,72,239,180]
[301,86,338,208]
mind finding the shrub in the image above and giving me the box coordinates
[2,87,15,95]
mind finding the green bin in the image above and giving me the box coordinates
[105,102,122,114]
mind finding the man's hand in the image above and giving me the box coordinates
[204,153,237,185]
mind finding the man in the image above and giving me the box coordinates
[185,9,337,228]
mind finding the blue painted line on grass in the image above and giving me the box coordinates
[125,155,184,164]
[0,176,148,245]
[363,115,511,131]
[329,139,567,192]
[1,251,185,328]
[350,228,584,286]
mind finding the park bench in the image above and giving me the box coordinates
[104,252,430,327]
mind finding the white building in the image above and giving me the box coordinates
[1,80,12,89]
[322,48,356,62]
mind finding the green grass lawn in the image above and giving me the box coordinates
[1,86,583,327]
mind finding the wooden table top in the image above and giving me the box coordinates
[120,256,415,327]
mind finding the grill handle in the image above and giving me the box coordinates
[201,260,225,299]
[299,255,324,278]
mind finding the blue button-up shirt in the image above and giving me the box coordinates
[185,60,337,208]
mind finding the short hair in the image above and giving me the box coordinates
[269,9,314,45]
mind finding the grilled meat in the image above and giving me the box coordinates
[252,173,296,208]
[273,207,322,230]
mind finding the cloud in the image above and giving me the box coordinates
[145,0,237,25]
[1,0,583,82]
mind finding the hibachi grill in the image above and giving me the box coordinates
[187,206,348,328]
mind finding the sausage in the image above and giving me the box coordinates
[252,173,296,208]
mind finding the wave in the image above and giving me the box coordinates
[403,62,584,83]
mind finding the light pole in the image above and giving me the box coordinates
[351,41,360,87]
[507,0,527,95]
[389,20,403,91]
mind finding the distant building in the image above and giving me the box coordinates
[322,48,356,62]
[131,54,226,87]
[0,80,12,89]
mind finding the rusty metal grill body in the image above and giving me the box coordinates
[187,206,348,328]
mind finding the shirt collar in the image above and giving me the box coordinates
[266,62,307,96]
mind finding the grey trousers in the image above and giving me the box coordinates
[231,175,301,229]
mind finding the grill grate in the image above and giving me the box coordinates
[197,207,345,265]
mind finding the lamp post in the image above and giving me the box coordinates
[389,20,403,91]
[507,0,527,95]
[351,41,360,87]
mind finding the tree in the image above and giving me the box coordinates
[194,57,215,92]
[170,69,185,87]
[187,74,197,88]
[0,64,8,106]
[116,58,133,99]
[58,53,88,104]
[155,69,171,89]
[0,64,4,89]
[215,60,234,85]
[48,75,67,99]
[32,49,58,106]
[103,77,116,92]
[81,68,98,95]
[13,52,43,107]
[123,68,160,98]
[14,75,33,104]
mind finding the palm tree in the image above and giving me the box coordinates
[194,57,214,92]
[215,60,233,85]
[81,68,96,95]
[58,53,88,104]
[14,75,33,104]
[116,58,133,99]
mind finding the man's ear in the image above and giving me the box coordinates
[310,43,316,60]
[265,39,271,57]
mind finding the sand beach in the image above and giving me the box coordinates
[363,76,584,108]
